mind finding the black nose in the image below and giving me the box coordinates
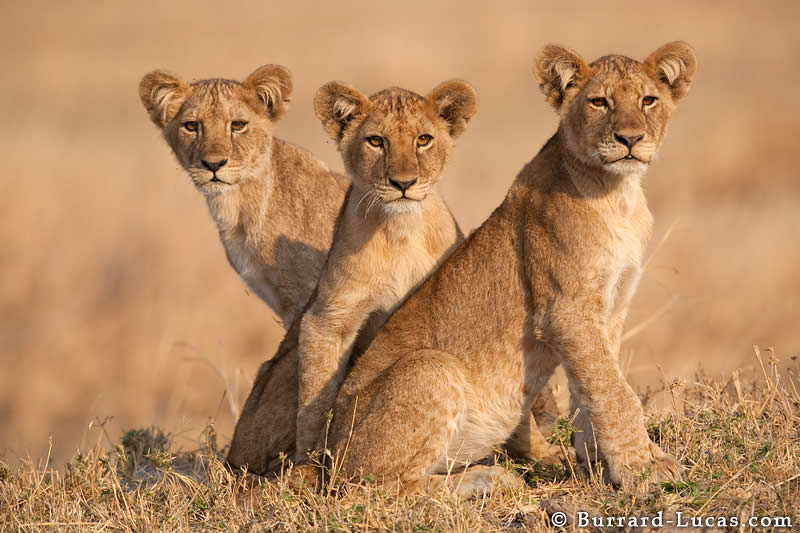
[201,159,228,172]
[613,133,643,149]
[389,178,418,192]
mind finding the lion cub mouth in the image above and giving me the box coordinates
[608,154,645,164]
[206,175,233,186]
[384,197,423,214]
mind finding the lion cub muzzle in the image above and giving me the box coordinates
[613,132,643,150]
[388,177,417,194]
[200,158,229,182]
[201,158,228,173]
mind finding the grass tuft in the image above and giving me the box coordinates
[1,366,798,531]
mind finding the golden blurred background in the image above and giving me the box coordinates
[1,1,798,466]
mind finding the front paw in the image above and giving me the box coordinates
[286,462,321,491]
[537,444,565,466]
[606,441,682,488]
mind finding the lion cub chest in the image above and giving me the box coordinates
[603,243,642,320]
[329,202,449,317]
[220,226,282,316]
[365,226,439,314]
[598,188,652,320]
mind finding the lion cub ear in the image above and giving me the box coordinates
[139,70,191,128]
[645,41,697,101]
[314,82,371,143]
[534,45,590,111]
[427,80,478,139]
[245,65,294,121]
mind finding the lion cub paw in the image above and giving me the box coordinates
[285,463,321,492]
[606,441,682,489]
[449,465,525,498]
[537,444,565,466]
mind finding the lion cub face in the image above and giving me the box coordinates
[139,65,293,194]
[535,42,696,176]
[315,81,477,214]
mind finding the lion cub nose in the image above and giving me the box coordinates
[389,177,418,192]
[201,159,228,172]
[613,133,644,149]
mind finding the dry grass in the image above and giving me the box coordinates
[1,0,798,504]
[2,350,797,531]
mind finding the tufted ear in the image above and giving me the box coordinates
[427,79,478,139]
[139,70,191,128]
[314,82,371,143]
[244,64,294,121]
[645,41,697,101]
[534,45,591,110]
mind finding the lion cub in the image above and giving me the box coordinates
[139,65,347,327]
[294,80,479,462]
[316,42,696,496]
[225,80,476,473]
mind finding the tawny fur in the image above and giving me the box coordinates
[139,65,348,327]
[227,81,473,473]
[295,82,481,463]
[313,42,697,496]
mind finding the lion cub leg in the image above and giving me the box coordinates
[503,353,562,464]
[569,381,598,473]
[227,343,299,475]
[570,312,625,472]
[296,296,373,463]
[553,314,681,487]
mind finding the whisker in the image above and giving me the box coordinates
[362,191,371,220]
[355,190,370,212]
[365,190,381,220]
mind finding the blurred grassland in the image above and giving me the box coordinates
[0,1,798,465]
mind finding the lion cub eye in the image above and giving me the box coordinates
[641,96,657,107]
[231,120,248,132]
[589,97,608,108]
[183,121,199,132]
[416,134,433,147]
[366,136,384,148]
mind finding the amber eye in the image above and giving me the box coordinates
[367,136,384,148]
[590,97,608,108]
[416,134,433,147]
[231,120,248,132]
[642,96,657,107]
[183,121,198,132]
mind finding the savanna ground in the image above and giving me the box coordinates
[1,0,798,530]
[2,352,798,531]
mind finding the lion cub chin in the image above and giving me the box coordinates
[139,65,348,327]
[315,42,696,497]
[225,79,477,474]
